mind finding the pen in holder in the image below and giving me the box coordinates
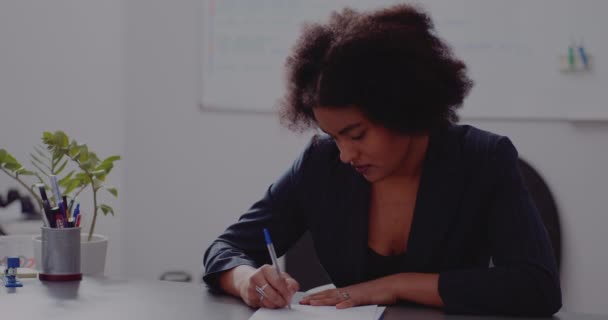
[38,227,82,281]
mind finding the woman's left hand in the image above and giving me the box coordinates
[299,277,397,309]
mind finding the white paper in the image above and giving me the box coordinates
[249,304,379,320]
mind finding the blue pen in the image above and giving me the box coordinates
[73,203,81,220]
[578,45,589,69]
[263,228,292,309]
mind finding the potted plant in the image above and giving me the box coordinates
[0,131,120,275]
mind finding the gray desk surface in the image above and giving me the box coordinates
[1,277,607,320]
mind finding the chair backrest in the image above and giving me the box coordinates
[285,158,561,291]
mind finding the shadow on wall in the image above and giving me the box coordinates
[0,188,41,235]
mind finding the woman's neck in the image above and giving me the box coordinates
[375,134,429,189]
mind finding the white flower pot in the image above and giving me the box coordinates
[34,234,108,276]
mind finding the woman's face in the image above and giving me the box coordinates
[313,106,416,183]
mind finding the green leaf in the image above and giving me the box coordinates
[99,204,114,216]
[58,170,75,187]
[3,161,22,171]
[91,170,107,182]
[96,162,113,173]
[42,132,54,144]
[63,178,83,195]
[1,151,19,166]
[105,187,118,197]
[88,152,100,167]
[78,145,89,163]
[92,179,103,189]
[0,149,7,163]
[19,169,35,176]
[103,155,121,163]
[75,172,92,185]
[53,131,69,148]
[80,159,95,171]
[96,155,120,174]
[68,141,80,158]
[54,159,68,174]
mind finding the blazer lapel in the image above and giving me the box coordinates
[407,126,465,271]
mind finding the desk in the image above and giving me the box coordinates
[1,277,607,320]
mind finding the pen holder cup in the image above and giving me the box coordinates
[38,227,82,281]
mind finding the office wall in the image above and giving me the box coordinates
[0,1,124,276]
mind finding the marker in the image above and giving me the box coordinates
[73,203,80,220]
[75,213,82,228]
[62,195,69,220]
[263,228,292,309]
[36,184,49,202]
[68,198,75,216]
[43,200,55,228]
[74,204,82,227]
[568,45,575,70]
[52,207,65,229]
[67,217,75,228]
[578,45,589,69]
[36,184,51,227]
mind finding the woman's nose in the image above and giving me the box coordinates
[338,142,358,164]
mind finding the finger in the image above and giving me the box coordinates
[282,272,300,293]
[246,286,264,308]
[336,299,357,309]
[262,266,291,304]
[282,274,299,303]
[308,296,341,306]
[259,293,281,309]
[250,272,283,308]
[255,278,286,307]
[301,289,336,303]
[252,283,281,309]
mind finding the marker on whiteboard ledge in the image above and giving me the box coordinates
[578,44,589,70]
[568,44,575,70]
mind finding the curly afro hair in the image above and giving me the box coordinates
[278,4,473,134]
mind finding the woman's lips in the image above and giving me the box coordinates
[354,165,371,175]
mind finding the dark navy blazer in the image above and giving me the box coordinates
[203,124,562,316]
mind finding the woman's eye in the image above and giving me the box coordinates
[351,132,366,141]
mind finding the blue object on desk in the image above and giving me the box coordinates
[4,256,23,288]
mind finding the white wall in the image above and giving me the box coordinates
[0,0,124,276]
[123,0,313,282]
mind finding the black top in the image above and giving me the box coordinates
[202,124,562,316]
[365,247,408,281]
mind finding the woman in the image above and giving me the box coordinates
[203,4,561,316]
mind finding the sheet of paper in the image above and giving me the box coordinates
[375,306,386,319]
[249,304,378,320]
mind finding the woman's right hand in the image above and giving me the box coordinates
[224,265,299,308]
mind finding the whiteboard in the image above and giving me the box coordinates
[200,0,607,120]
